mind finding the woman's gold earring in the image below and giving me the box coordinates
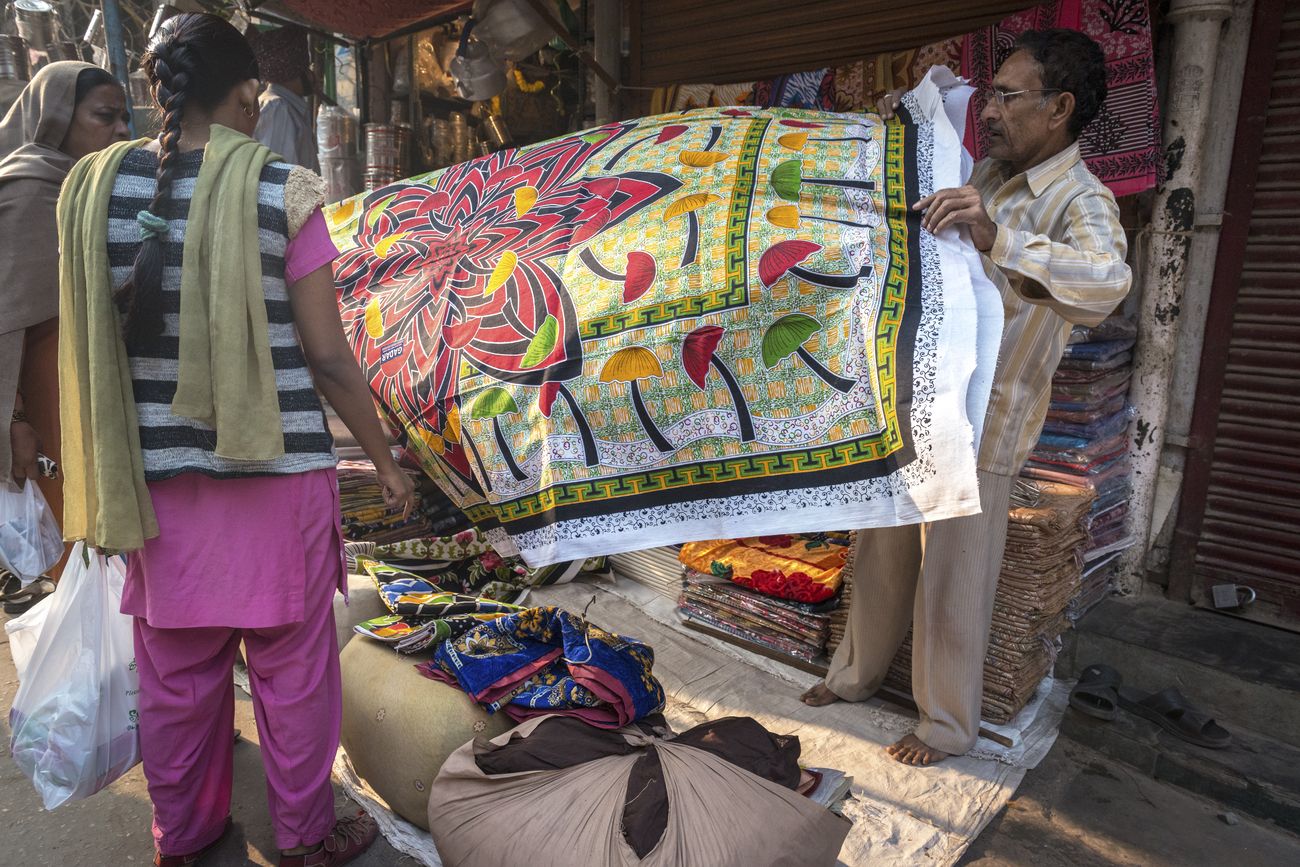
[244,104,255,118]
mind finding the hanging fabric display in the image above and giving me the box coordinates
[327,68,1001,566]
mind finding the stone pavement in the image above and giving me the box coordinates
[1,611,1297,866]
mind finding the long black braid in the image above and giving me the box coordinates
[115,13,260,347]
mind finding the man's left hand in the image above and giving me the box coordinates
[913,186,998,252]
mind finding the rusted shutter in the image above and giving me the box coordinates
[1176,2,1300,625]
[626,0,1035,87]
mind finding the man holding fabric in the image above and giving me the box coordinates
[801,29,1132,766]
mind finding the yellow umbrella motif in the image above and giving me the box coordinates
[599,347,674,453]
[678,150,730,167]
[765,205,873,231]
[663,193,721,269]
[778,130,873,152]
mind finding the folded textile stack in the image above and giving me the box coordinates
[609,546,685,599]
[679,571,832,663]
[1022,316,1137,619]
[337,460,434,543]
[884,480,1094,724]
[826,552,855,659]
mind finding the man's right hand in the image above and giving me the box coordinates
[876,88,908,119]
[9,421,39,486]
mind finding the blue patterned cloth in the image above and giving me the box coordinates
[422,606,665,729]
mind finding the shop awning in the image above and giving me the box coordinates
[253,0,472,42]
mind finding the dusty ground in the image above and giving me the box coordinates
[0,612,1296,866]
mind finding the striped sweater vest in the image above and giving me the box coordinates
[109,147,335,480]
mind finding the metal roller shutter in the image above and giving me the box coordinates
[1174,1,1300,627]
[626,0,1036,87]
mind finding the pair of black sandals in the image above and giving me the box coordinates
[1069,663,1232,750]
[0,569,55,615]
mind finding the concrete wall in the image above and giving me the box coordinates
[1144,0,1258,584]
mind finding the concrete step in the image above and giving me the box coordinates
[1061,701,1300,837]
[1052,594,1300,834]
[1057,595,1300,750]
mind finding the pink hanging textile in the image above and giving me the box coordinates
[961,0,1160,198]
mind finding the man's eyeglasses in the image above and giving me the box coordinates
[983,87,1063,106]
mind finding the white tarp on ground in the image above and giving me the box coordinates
[334,576,1067,867]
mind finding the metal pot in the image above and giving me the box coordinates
[0,34,28,82]
[11,0,58,51]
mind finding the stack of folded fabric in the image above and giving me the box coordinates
[609,546,685,600]
[1022,316,1137,619]
[884,479,1094,724]
[350,528,609,657]
[679,571,832,663]
[826,548,855,659]
[337,460,434,542]
[675,534,849,665]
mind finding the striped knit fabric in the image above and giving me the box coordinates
[108,148,335,481]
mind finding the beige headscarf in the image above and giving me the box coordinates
[0,62,102,486]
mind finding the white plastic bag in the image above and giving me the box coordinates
[4,592,51,681]
[0,480,63,583]
[8,543,141,809]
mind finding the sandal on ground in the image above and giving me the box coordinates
[1069,663,1122,721]
[279,812,379,867]
[1117,686,1232,750]
[155,817,233,866]
[2,577,55,614]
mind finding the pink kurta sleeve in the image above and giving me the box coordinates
[284,208,340,285]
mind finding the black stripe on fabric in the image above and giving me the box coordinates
[144,461,336,483]
[138,427,333,454]
[106,241,285,278]
[133,339,309,369]
[133,379,323,413]
[107,196,288,236]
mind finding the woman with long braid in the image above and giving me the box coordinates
[56,14,412,866]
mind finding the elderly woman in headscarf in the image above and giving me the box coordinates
[0,61,130,600]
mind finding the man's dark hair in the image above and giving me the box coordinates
[1013,29,1107,139]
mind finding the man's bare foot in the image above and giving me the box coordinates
[886,733,950,766]
[800,682,842,707]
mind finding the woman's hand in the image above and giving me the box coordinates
[9,421,39,486]
[376,461,416,519]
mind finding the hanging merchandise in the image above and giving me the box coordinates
[470,0,554,62]
[450,22,506,102]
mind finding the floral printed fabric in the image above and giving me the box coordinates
[422,606,665,728]
[326,80,1001,567]
[678,533,851,604]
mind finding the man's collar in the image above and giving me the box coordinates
[1024,142,1082,197]
[265,82,308,109]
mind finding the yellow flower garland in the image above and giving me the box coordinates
[513,68,546,94]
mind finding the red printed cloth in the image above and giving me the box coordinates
[962,0,1159,197]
